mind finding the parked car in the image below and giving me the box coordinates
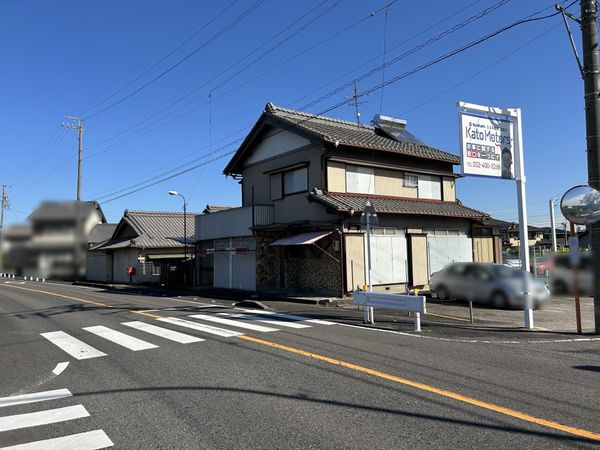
[546,252,593,295]
[429,262,550,309]
[502,252,547,277]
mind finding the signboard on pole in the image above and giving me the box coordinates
[459,112,515,179]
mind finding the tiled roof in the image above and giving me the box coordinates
[267,103,460,162]
[88,223,117,245]
[203,204,237,214]
[99,210,198,250]
[28,201,106,222]
[310,191,487,219]
[224,103,460,175]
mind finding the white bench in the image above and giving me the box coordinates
[353,290,427,331]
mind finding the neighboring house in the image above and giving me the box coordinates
[195,204,273,291]
[28,201,105,280]
[86,223,117,283]
[206,102,497,296]
[0,224,32,275]
[92,210,196,286]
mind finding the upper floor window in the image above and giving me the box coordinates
[403,173,418,188]
[282,166,308,195]
[346,165,374,194]
[417,174,441,200]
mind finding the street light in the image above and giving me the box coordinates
[168,190,188,286]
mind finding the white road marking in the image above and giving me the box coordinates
[337,322,600,345]
[40,332,107,360]
[157,317,243,337]
[3,429,114,449]
[52,362,69,376]
[218,313,311,329]
[122,321,204,344]
[0,404,89,432]
[188,314,279,332]
[83,326,158,351]
[236,309,336,325]
[0,389,72,409]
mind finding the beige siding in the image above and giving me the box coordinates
[473,237,494,263]
[442,177,456,202]
[410,235,428,286]
[327,161,346,192]
[374,168,417,198]
[344,233,365,291]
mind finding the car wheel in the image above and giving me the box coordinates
[436,285,449,301]
[490,290,509,308]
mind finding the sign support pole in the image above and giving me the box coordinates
[511,107,534,329]
[458,102,533,329]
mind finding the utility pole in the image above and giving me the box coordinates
[62,116,84,200]
[0,184,8,265]
[580,0,600,333]
[549,198,558,253]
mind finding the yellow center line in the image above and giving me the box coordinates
[425,311,471,322]
[236,335,600,442]
[0,284,163,319]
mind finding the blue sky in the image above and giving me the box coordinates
[0,0,586,227]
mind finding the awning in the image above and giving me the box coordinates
[145,253,187,261]
[270,231,332,246]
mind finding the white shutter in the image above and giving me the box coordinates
[427,236,473,276]
[368,234,407,284]
[418,175,442,200]
[346,166,374,194]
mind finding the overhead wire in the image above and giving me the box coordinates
[85,0,267,119]
[94,0,575,205]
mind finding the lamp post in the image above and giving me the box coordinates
[549,198,558,253]
[169,190,187,286]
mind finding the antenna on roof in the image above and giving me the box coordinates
[345,81,370,125]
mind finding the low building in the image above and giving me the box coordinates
[91,210,196,286]
[86,223,117,283]
[195,204,274,291]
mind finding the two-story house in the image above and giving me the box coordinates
[215,102,497,297]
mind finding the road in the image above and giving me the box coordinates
[0,281,599,449]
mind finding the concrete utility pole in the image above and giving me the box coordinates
[549,198,558,253]
[62,116,84,200]
[580,0,600,333]
[0,184,8,260]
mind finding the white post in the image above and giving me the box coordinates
[414,312,421,332]
[228,238,233,290]
[365,213,374,324]
[512,107,534,329]
[550,199,558,253]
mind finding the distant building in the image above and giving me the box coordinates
[28,201,105,279]
[0,224,32,275]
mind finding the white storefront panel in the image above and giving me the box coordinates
[212,237,256,291]
[427,235,473,276]
[368,233,408,285]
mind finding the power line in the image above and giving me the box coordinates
[81,0,345,158]
[84,1,573,205]
[86,0,267,119]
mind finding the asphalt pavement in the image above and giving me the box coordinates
[1,280,599,448]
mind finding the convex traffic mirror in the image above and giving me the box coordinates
[560,184,600,225]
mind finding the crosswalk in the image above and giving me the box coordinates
[0,389,113,449]
[40,309,337,360]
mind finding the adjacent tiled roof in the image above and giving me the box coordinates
[310,192,488,219]
[2,224,32,239]
[98,210,198,250]
[88,223,117,245]
[28,201,106,223]
[224,103,460,174]
[203,204,237,214]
